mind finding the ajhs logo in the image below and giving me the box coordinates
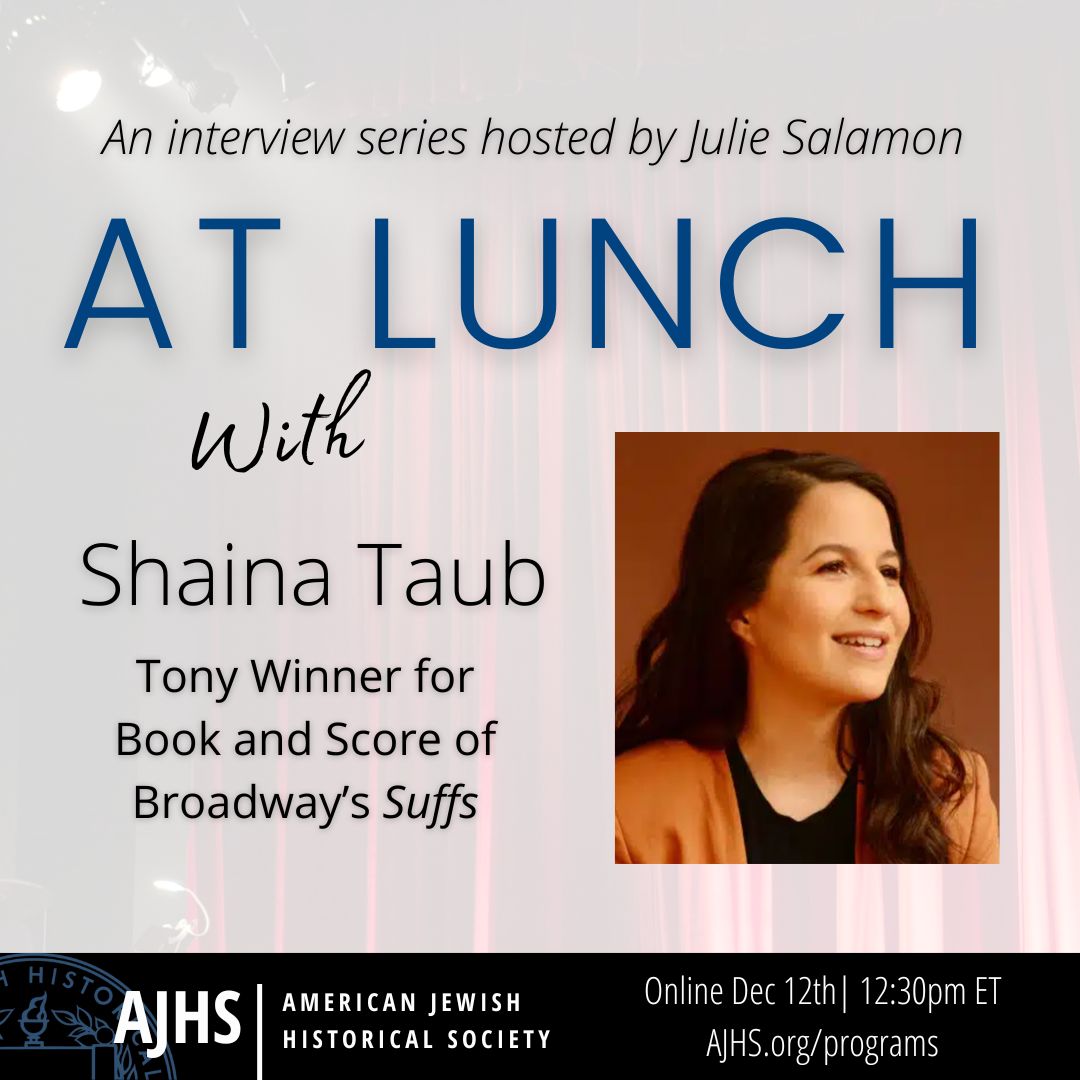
[115,983,240,1059]
[0,955,239,1076]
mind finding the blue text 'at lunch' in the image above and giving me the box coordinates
[64,216,976,352]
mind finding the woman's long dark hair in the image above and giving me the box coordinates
[616,449,967,863]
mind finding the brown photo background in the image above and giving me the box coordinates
[615,432,1000,805]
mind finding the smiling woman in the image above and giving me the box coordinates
[614,448,999,865]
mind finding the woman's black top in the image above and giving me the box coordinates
[726,739,857,863]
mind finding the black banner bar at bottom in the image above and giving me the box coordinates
[0,952,1066,1075]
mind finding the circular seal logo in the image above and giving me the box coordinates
[0,954,177,1079]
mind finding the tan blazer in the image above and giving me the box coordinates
[615,739,999,864]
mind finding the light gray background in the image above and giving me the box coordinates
[2,1,1077,951]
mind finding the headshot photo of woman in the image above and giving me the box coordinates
[615,440,1000,865]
